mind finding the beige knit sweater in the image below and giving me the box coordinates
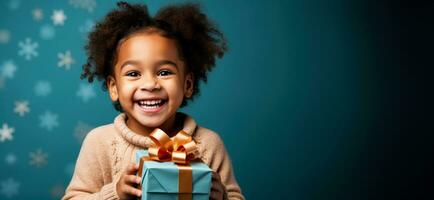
[62,112,244,200]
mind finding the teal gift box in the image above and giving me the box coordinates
[135,150,212,200]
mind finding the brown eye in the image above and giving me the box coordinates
[158,70,173,76]
[126,71,140,77]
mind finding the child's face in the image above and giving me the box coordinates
[107,32,193,133]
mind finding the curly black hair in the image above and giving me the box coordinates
[80,1,227,111]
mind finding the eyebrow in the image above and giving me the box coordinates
[155,60,178,69]
[119,59,178,70]
[119,60,141,70]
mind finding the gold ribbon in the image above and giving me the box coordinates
[148,128,197,165]
[137,128,196,200]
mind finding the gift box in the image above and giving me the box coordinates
[135,150,212,200]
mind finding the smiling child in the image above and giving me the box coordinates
[62,2,244,200]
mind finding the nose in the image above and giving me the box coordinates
[139,74,160,91]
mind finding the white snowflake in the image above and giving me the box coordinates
[14,100,30,117]
[29,148,48,167]
[79,19,95,34]
[5,153,16,165]
[32,8,43,21]
[51,10,67,26]
[76,83,95,102]
[40,24,55,40]
[58,50,75,70]
[0,29,10,44]
[0,123,14,142]
[50,184,65,198]
[18,38,38,60]
[69,0,96,12]
[74,121,93,143]
[0,60,17,79]
[7,0,20,10]
[0,178,20,198]
[34,80,51,96]
[39,111,59,131]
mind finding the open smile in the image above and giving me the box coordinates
[135,99,167,113]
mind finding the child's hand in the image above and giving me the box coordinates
[116,163,142,200]
[209,171,226,200]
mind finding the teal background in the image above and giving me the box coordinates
[1,0,432,199]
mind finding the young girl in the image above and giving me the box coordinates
[62,2,244,200]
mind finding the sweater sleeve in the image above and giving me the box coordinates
[62,129,120,200]
[203,132,245,200]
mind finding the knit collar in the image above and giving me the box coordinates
[114,112,197,148]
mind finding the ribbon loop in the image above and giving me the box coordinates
[148,128,197,164]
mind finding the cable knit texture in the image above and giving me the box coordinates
[62,112,244,200]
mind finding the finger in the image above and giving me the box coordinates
[124,185,142,197]
[210,184,224,193]
[124,175,141,185]
[210,179,219,190]
[209,189,223,200]
[125,163,140,175]
[210,178,225,198]
[212,171,222,181]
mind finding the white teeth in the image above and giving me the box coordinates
[138,100,164,106]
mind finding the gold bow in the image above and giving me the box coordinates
[148,128,197,164]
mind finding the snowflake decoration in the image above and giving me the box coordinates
[74,121,93,143]
[39,111,59,131]
[0,29,10,44]
[0,178,20,198]
[51,10,67,26]
[79,19,95,34]
[5,153,17,165]
[29,148,48,167]
[76,83,96,102]
[32,8,43,21]
[58,50,75,70]
[18,38,38,60]
[40,24,55,40]
[34,80,52,96]
[0,123,14,142]
[0,60,17,79]
[14,100,30,117]
[69,0,96,12]
[7,0,20,11]
[50,184,65,198]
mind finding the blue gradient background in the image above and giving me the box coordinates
[1,0,432,199]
